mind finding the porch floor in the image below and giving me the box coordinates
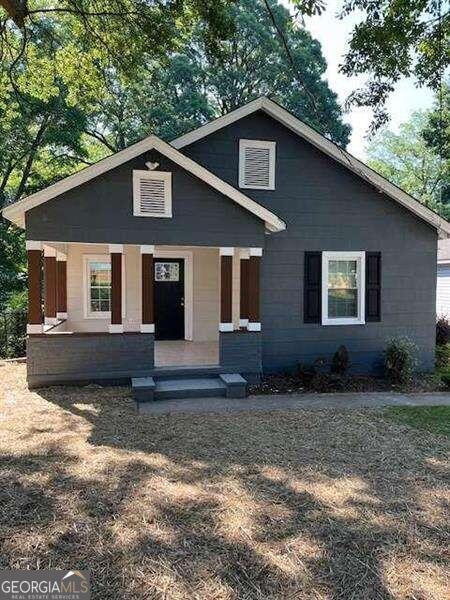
[154,340,219,367]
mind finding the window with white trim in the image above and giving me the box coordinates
[133,170,172,217]
[85,257,111,318]
[83,255,125,319]
[322,251,365,325]
[239,139,276,190]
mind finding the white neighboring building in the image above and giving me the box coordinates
[437,239,450,317]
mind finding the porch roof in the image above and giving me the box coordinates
[2,135,286,234]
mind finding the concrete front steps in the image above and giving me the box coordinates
[132,373,247,402]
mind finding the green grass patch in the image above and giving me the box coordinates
[385,406,450,437]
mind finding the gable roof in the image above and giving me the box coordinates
[2,134,285,233]
[173,97,450,238]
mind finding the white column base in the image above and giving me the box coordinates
[219,322,234,332]
[140,324,155,333]
[56,312,68,320]
[239,318,249,328]
[247,322,261,331]
[108,324,124,333]
[219,247,234,256]
[45,317,59,326]
[27,324,43,334]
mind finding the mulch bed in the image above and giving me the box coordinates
[249,372,446,395]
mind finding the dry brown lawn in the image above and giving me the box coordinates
[0,362,449,599]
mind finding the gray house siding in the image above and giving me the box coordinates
[27,333,155,387]
[219,331,262,382]
[26,150,265,248]
[184,111,437,372]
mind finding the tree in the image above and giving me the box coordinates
[0,0,351,310]
[0,222,26,308]
[198,0,350,145]
[423,82,450,207]
[82,59,216,152]
[0,90,89,207]
[290,0,449,131]
[0,1,234,75]
[84,0,351,151]
[367,111,449,217]
[423,82,450,161]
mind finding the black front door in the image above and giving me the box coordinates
[154,258,185,340]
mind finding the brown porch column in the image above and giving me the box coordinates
[44,246,57,325]
[26,241,43,334]
[109,244,123,333]
[140,245,155,333]
[239,249,250,329]
[248,248,262,331]
[220,247,234,332]
[56,252,67,319]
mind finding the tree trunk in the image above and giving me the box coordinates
[13,115,49,202]
[0,0,29,27]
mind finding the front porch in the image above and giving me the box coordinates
[155,341,219,367]
[25,241,263,387]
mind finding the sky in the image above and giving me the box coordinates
[280,0,435,159]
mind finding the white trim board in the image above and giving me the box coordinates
[173,97,450,238]
[153,248,194,341]
[239,139,276,190]
[321,251,365,326]
[3,134,285,234]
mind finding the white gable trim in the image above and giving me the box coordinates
[2,134,285,233]
[173,97,450,238]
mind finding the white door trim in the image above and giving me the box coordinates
[154,248,194,341]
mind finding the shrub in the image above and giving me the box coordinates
[436,344,450,369]
[384,336,418,384]
[6,290,27,312]
[441,372,450,388]
[436,316,450,346]
[331,345,350,375]
[0,310,27,359]
[297,363,317,386]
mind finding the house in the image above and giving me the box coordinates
[437,239,450,317]
[3,97,449,395]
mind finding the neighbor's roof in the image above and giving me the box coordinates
[1,134,285,233]
[438,239,450,262]
[173,97,450,239]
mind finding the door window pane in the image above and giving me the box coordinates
[155,262,179,282]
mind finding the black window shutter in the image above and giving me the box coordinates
[304,252,322,323]
[366,252,381,322]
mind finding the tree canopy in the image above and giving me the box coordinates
[0,0,351,309]
[0,0,351,208]
[367,103,449,218]
[291,0,449,130]
[84,0,350,153]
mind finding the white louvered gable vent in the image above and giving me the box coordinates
[239,139,276,190]
[133,170,172,217]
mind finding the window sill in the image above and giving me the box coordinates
[322,318,366,326]
[84,312,111,320]
[133,212,173,218]
[239,185,275,191]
